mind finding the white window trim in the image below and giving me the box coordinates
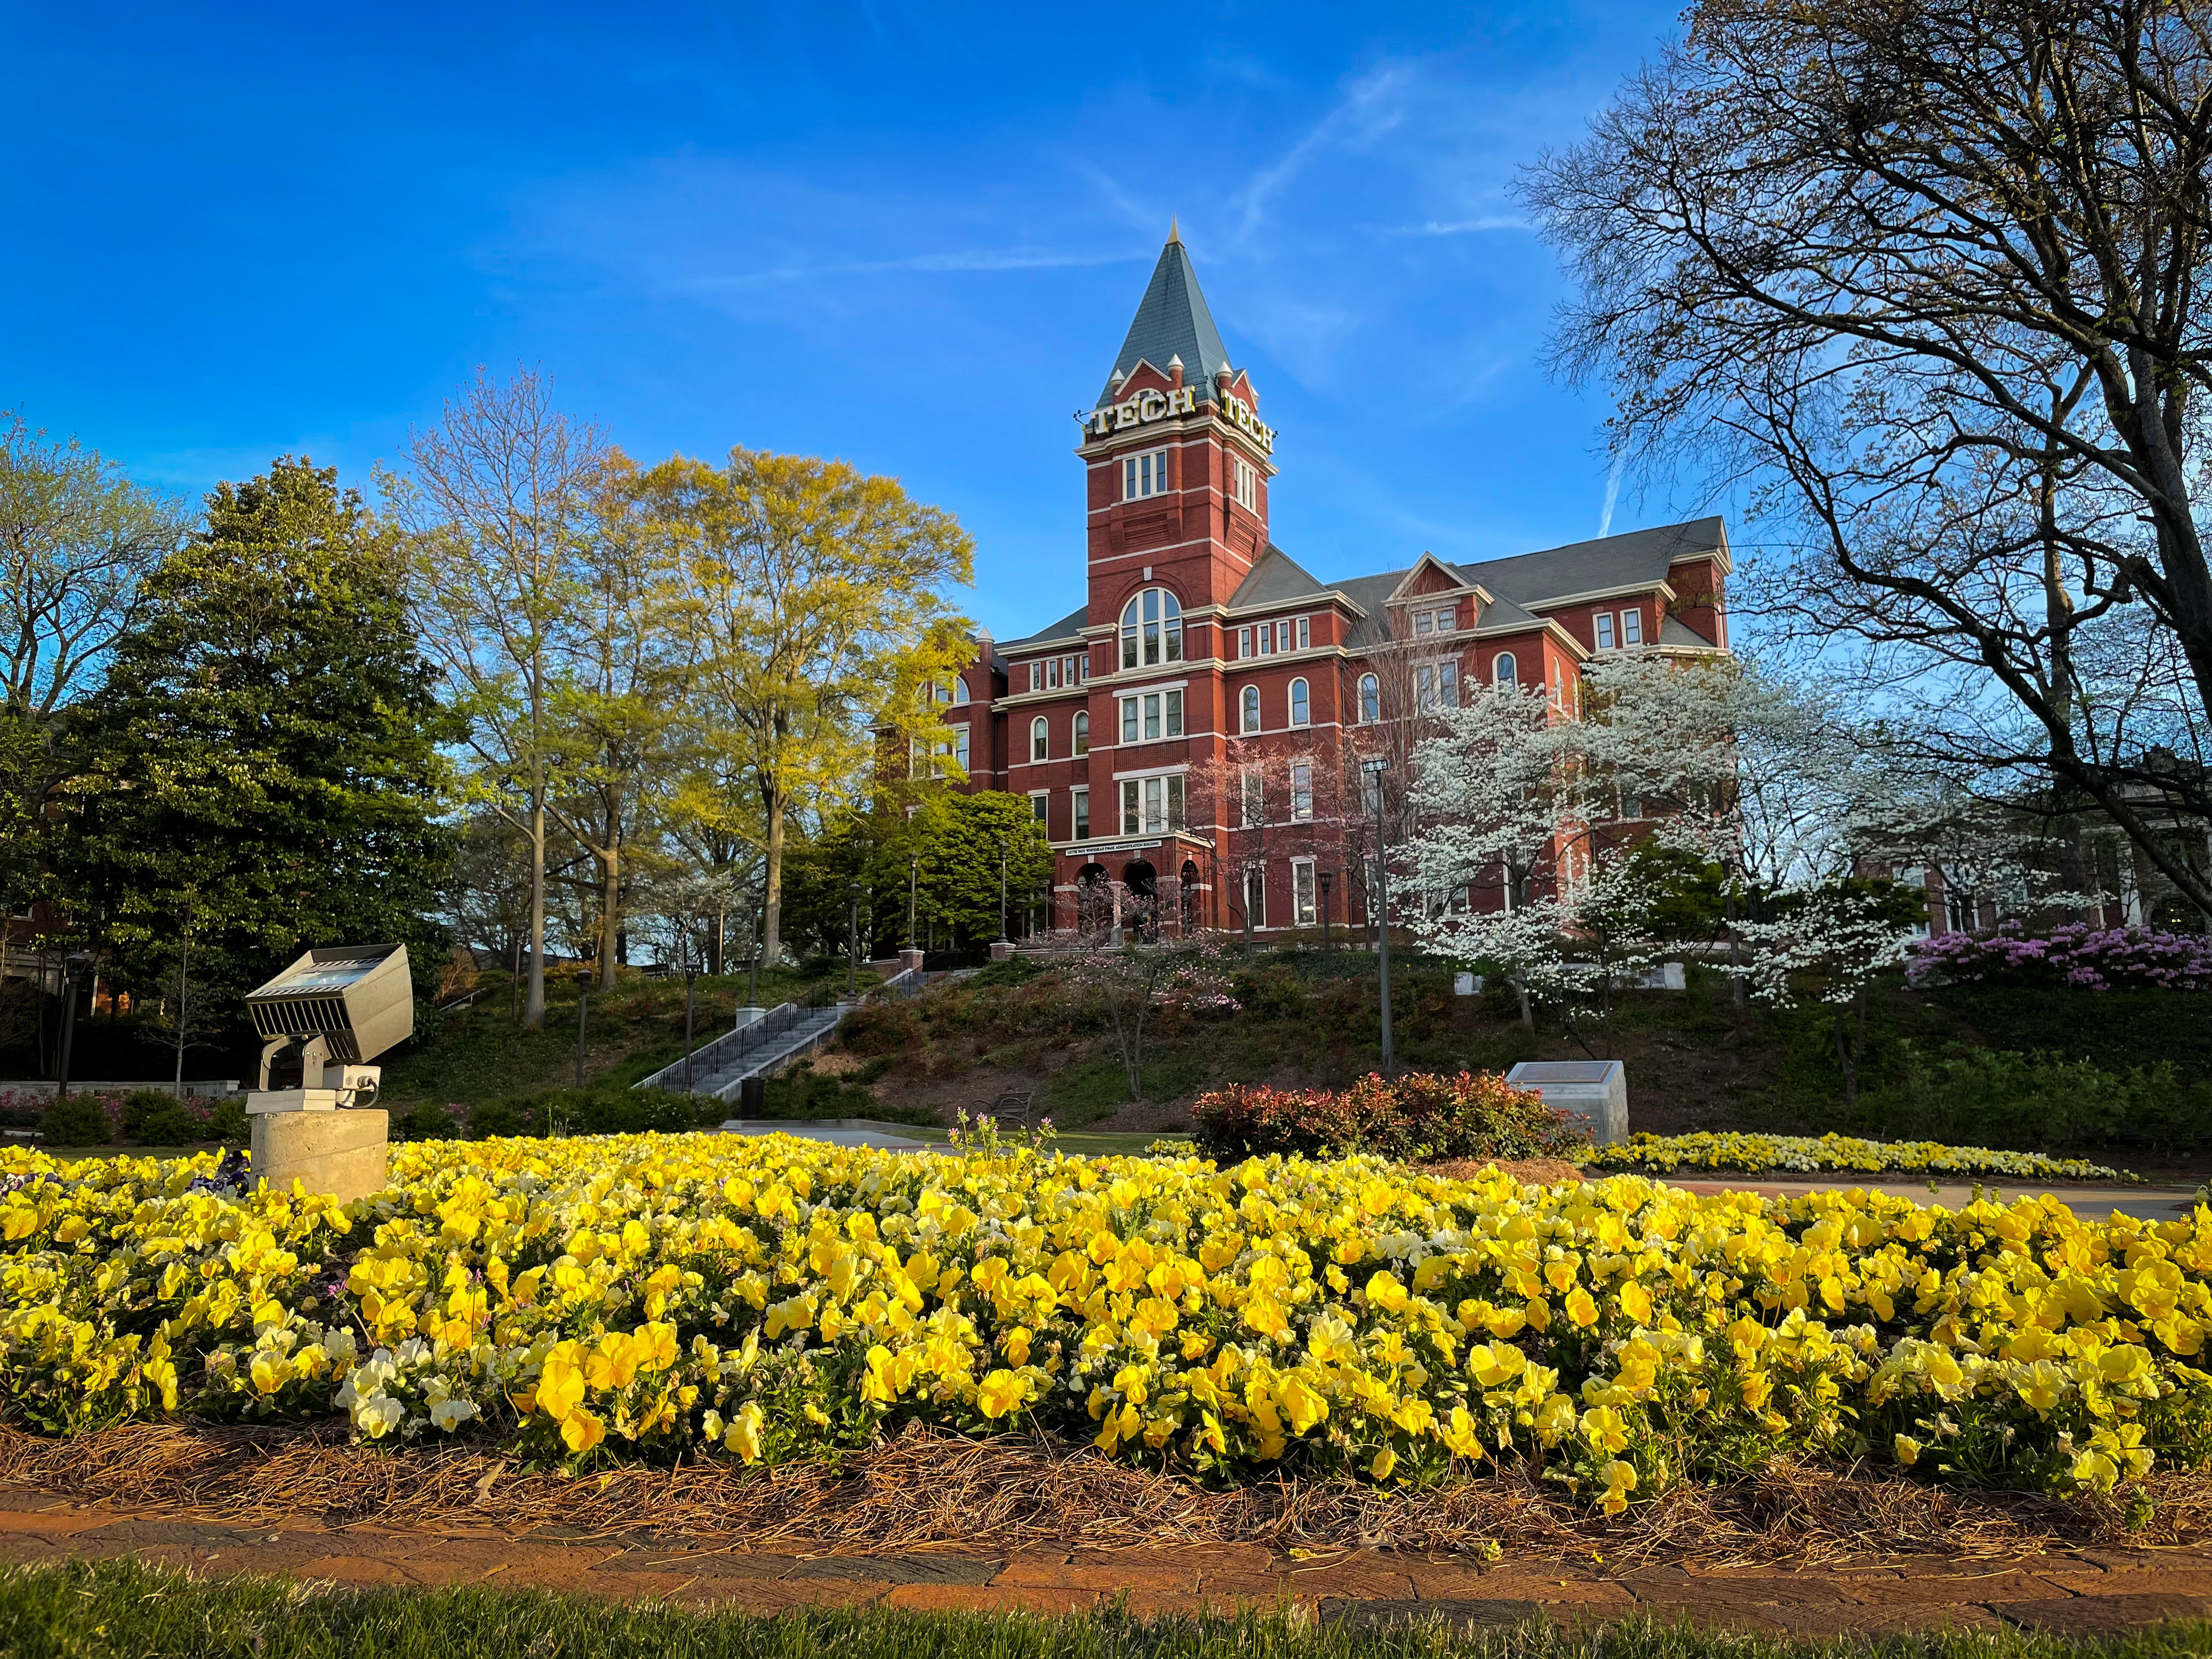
[1030,715,1050,761]
[1288,675,1311,727]
[1109,761,1193,781]
[1028,789,1052,825]
[1123,446,1172,501]
[1070,786,1091,840]
[1291,857,1318,925]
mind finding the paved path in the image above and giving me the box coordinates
[5,1488,2210,1636]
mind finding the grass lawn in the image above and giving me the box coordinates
[2,1560,2205,1659]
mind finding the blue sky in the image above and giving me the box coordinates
[2,1,1705,640]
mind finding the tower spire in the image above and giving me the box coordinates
[1098,232,1230,408]
[1167,214,1180,245]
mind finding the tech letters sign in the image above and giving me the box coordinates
[1080,386,1277,453]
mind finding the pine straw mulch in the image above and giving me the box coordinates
[3,1419,2208,1570]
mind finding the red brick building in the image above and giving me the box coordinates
[943,229,1733,935]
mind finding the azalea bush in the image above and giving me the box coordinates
[1908,923,2212,992]
[7,1133,2210,1513]
[1190,1071,1588,1162]
[1588,1130,2130,1183]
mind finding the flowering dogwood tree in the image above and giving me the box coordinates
[1035,907,1234,1103]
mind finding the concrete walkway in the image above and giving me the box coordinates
[4,1488,2210,1635]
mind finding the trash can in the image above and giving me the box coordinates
[740,1075,765,1118]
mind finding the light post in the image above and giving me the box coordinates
[745,883,764,1012]
[1367,761,1393,1078]
[574,967,591,1090]
[55,952,92,1101]
[1319,870,1333,957]
[847,881,862,995]
[907,856,919,953]
[995,837,1009,944]
[681,959,699,1094]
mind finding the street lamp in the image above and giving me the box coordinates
[847,881,863,995]
[995,836,1009,945]
[1367,760,1394,1078]
[1318,870,1334,957]
[907,855,919,953]
[681,957,700,1094]
[745,881,764,1012]
[574,967,592,1090]
[55,952,93,1101]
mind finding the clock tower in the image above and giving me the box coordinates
[1078,223,1278,665]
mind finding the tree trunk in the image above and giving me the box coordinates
[761,788,787,966]
[526,795,548,1028]
[1724,887,1746,1011]
[599,831,621,991]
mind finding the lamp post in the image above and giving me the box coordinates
[681,959,699,1094]
[55,952,92,1100]
[1367,762,1393,1078]
[574,968,592,1090]
[847,881,862,995]
[1319,870,1334,957]
[907,856,918,953]
[746,882,764,1012]
[995,837,1009,944]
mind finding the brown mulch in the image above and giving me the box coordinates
[1426,1158,1583,1186]
[4,1419,2206,1569]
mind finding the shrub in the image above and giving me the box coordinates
[464,1099,527,1139]
[121,1088,217,1147]
[1871,1045,2212,1151]
[38,1095,117,1147]
[1191,1070,1589,1162]
[1908,922,2212,991]
[964,955,1043,988]
[393,1102,465,1141]
[206,1098,248,1144]
[752,1061,938,1127]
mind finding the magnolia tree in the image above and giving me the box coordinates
[1034,906,1234,1103]
[1733,879,1927,1109]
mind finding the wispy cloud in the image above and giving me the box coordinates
[1393,214,1528,236]
[678,244,1148,291]
[1229,63,1412,242]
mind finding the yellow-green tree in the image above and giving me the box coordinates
[544,453,692,988]
[646,449,973,963]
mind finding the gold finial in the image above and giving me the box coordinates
[1168,215,1181,244]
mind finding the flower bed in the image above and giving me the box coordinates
[1191,1071,1588,1162]
[1908,923,2212,992]
[1585,1132,2135,1184]
[3,1135,2209,1515]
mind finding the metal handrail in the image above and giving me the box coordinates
[867,967,923,1002]
[633,1001,800,1092]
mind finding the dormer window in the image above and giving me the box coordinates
[1621,607,1643,645]
[1120,587,1183,668]
[1123,448,1170,500]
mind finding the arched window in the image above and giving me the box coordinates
[1072,710,1088,756]
[1240,685,1261,733]
[1120,588,1184,669]
[1288,677,1310,726]
[1358,673,1380,723]
[950,677,970,704]
[1492,652,1518,687]
[1031,716,1049,761]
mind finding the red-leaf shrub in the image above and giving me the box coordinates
[1190,1070,1590,1161]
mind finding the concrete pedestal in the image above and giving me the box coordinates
[989,940,1015,961]
[898,949,925,973]
[1506,1060,1628,1144]
[250,1108,390,1203]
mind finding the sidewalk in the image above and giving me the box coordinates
[5,1488,2210,1636]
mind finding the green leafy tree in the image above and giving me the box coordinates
[57,458,455,1010]
[784,791,1052,955]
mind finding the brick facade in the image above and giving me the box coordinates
[941,230,1733,936]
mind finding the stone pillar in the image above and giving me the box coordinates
[250,1109,390,1204]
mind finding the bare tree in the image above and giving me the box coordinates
[0,410,187,718]
[388,368,610,1028]
[1523,0,2212,914]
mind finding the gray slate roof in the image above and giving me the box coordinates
[1453,517,1725,608]
[998,605,1088,653]
[1098,235,1233,409]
